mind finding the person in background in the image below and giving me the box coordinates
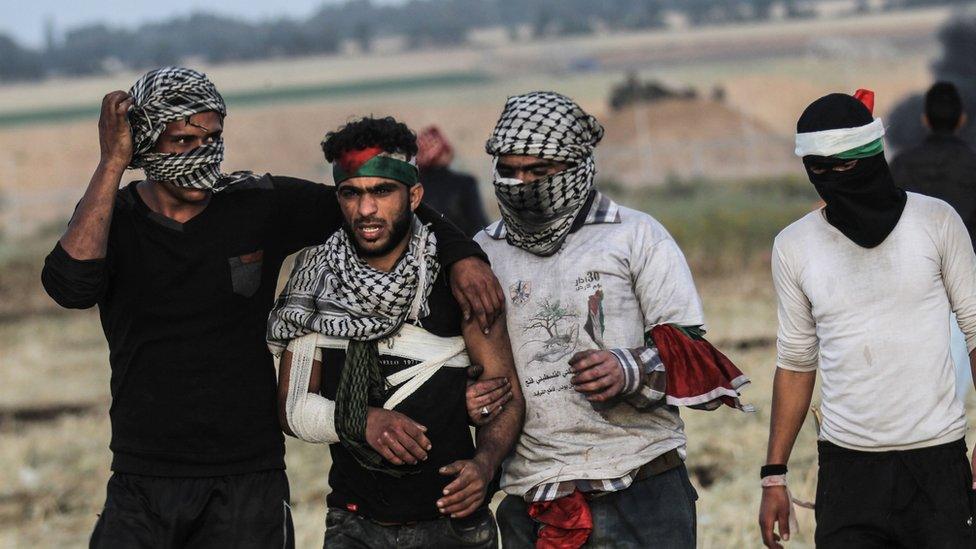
[890,81,976,403]
[417,126,490,236]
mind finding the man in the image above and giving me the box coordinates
[40,67,504,548]
[759,90,976,548]
[416,126,490,236]
[891,81,976,243]
[890,81,976,402]
[475,91,749,548]
[267,116,524,548]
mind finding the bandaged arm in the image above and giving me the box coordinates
[277,341,338,444]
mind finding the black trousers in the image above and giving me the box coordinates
[815,438,975,548]
[90,470,294,549]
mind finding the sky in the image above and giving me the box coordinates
[0,0,399,49]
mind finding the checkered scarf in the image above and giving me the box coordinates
[486,91,604,256]
[267,217,439,476]
[127,67,252,192]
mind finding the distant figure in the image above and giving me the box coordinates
[416,126,490,236]
[890,81,976,246]
[890,81,976,403]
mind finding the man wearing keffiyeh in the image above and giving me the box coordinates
[268,116,524,548]
[760,90,976,548]
[40,68,506,548]
[475,91,750,548]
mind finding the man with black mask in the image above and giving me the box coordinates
[758,90,976,548]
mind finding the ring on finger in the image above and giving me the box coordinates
[480,406,491,417]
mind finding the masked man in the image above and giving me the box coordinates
[759,90,976,548]
[267,116,524,548]
[40,67,504,548]
[474,91,750,548]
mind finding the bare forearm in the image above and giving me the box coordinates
[765,368,816,465]
[60,160,126,260]
[473,399,523,471]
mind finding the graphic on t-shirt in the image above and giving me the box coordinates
[509,280,532,307]
[520,298,580,366]
[583,288,606,350]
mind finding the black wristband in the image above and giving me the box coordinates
[760,464,788,479]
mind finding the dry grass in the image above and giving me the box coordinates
[2,251,974,547]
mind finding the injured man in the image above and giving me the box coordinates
[267,116,524,549]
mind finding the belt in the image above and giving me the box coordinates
[634,448,683,481]
[583,449,683,501]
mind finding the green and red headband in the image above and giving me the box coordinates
[332,146,419,186]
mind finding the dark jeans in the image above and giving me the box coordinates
[815,438,976,548]
[496,464,698,549]
[89,470,294,549]
[322,506,497,548]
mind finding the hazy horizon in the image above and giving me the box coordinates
[0,0,406,49]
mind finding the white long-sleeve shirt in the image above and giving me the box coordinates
[773,192,976,451]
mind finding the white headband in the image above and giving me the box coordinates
[794,118,885,157]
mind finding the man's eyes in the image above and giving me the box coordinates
[173,135,219,145]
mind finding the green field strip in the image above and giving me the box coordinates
[0,71,493,128]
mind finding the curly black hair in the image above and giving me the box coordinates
[321,116,418,162]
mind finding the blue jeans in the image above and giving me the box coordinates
[497,464,698,549]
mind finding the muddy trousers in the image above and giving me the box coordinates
[496,463,698,549]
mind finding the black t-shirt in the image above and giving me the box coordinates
[322,271,475,523]
[419,166,490,237]
[890,133,976,247]
[40,174,484,477]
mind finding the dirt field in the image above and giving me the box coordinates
[4,250,973,548]
[0,240,808,548]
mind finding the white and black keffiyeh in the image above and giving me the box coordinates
[486,91,604,256]
[127,67,252,192]
[267,218,439,352]
[267,218,439,476]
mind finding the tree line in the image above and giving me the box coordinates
[0,0,969,83]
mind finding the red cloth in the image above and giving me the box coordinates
[416,126,454,169]
[651,324,751,411]
[336,146,384,174]
[527,490,593,549]
[853,89,875,114]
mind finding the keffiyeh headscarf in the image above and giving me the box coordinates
[127,67,252,192]
[416,126,455,170]
[486,91,605,256]
[267,217,439,476]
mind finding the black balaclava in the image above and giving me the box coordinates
[797,93,906,248]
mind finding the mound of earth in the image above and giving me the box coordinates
[598,98,797,186]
